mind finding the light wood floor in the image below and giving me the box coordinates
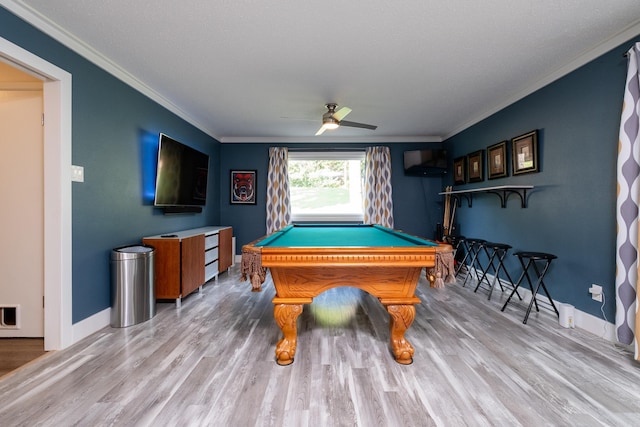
[1,266,639,426]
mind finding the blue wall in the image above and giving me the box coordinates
[1,8,221,323]
[4,4,637,326]
[444,39,637,321]
[220,143,447,250]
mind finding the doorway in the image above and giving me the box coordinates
[0,61,44,338]
[0,36,73,351]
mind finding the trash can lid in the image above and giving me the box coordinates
[113,245,154,253]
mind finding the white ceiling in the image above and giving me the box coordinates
[4,0,640,143]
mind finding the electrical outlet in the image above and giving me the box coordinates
[589,284,603,302]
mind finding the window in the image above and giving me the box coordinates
[288,151,365,222]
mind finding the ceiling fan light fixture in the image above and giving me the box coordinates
[323,117,340,130]
[313,103,376,136]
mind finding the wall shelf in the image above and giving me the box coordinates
[439,185,534,208]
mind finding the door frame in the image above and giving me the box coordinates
[1,36,72,350]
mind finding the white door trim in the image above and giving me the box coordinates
[0,36,72,350]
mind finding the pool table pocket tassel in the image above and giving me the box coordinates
[240,249,266,291]
[432,251,456,288]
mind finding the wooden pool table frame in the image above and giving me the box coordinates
[241,228,454,366]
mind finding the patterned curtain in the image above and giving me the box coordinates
[363,146,394,228]
[266,147,291,234]
[616,42,640,361]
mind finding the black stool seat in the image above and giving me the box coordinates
[465,238,487,244]
[461,238,487,287]
[515,252,557,261]
[487,242,511,250]
[501,251,559,324]
[474,242,521,301]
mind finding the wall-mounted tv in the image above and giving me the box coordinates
[154,133,209,209]
[403,149,448,176]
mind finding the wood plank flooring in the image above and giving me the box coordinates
[0,338,45,377]
[1,266,639,426]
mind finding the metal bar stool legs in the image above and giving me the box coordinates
[489,247,522,301]
[475,242,521,301]
[501,252,559,324]
[461,239,486,287]
[453,237,471,277]
[473,242,495,293]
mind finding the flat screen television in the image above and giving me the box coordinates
[403,149,448,176]
[154,133,209,208]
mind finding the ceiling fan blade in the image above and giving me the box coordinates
[339,120,377,130]
[315,125,327,136]
[332,106,352,121]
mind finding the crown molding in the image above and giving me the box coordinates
[219,135,443,144]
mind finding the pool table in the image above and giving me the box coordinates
[241,224,454,365]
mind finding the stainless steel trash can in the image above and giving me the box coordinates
[110,244,156,327]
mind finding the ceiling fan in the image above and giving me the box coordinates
[315,103,377,136]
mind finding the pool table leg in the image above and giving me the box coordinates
[273,303,303,366]
[386,304,416,365]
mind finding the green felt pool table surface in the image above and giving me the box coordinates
[255,224,438,248]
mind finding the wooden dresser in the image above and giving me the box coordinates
[143,226,232,306]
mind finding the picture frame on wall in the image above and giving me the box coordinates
[487,141,508,180]
[467,150,484,183]
[453,156,466,184]
[512,130,539,175]
[230,170,257,204]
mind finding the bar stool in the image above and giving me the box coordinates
[443,235,466,274]
[501,251,560,324]
[461,238,487,287]
[474,242,522,301]
[452,236,472,277]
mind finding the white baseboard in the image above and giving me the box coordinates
[574,309,616,342]
[232,237,236,266]
[467,269,617,342]
[72,307,110,344]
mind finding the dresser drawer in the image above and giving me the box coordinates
[205,260,218,281]
[205,247,219,264]
[205,234,219,249]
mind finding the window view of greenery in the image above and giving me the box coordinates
[289,158,364,219]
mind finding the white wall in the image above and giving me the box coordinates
[0,75,44,337]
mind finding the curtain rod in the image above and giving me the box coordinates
[289,147,366,152]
